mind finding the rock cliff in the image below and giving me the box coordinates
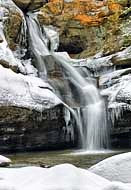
[0,0,131,151]
[0,0,76,152]
[38,0,131,57]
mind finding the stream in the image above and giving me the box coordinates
[6,149,124,169]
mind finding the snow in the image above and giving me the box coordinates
[1,158,131,190]
[0,21,25,71]
[72,46,131,76]
[89,152,131,183]
[43,25,59,52]
[103,182,131,190]
[0,6,28,74]
[99,68,131,87]
[0,164,110,190]
[0,155,11,165]
[113,46,131,63]
[0,65,61,111]
[100,68,131,123]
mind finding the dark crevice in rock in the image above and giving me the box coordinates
[58,42,84,55]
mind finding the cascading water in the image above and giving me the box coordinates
[52,52,109,150]
[26,12,109,151]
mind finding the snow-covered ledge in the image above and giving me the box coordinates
[0,65,62,112]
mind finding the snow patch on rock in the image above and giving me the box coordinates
[89,152,131,183]
[0,65,61,111]
[0,155,11,166]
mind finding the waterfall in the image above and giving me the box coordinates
[52,52,109,150]
[26,12,109,151]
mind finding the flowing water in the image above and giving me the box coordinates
[26,12,109,151]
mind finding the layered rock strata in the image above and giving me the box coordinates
[38,0,131,57]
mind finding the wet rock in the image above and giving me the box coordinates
[0,36,3,43]
[0,105,76,152]
[40,163,51,168]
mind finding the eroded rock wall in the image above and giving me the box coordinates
[38,0,131,57]
[0,105,77,152]
[0,0,77,152]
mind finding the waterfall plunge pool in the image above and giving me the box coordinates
[6,149,125,169]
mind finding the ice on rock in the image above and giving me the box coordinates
[0,65,61,111]
[113,46,131,64]
[21,59,38,77]
[89,152,131,183]
[0,6,27,74]
[99,68,131,87]
[43,25,59,52]
[100,68,131,123]
[72,46,131,77]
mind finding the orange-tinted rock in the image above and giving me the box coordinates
[74,14,104,26]
[38,0,130,57]
[4,10,22,50]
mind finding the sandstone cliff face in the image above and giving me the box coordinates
[38,0,131,57]
[1,0,131,151]
[0,1,77,152]
[0,3,22,51]
[6,0,131,58]
[0,105,76,152]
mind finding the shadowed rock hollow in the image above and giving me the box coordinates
[12,0,47,11]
